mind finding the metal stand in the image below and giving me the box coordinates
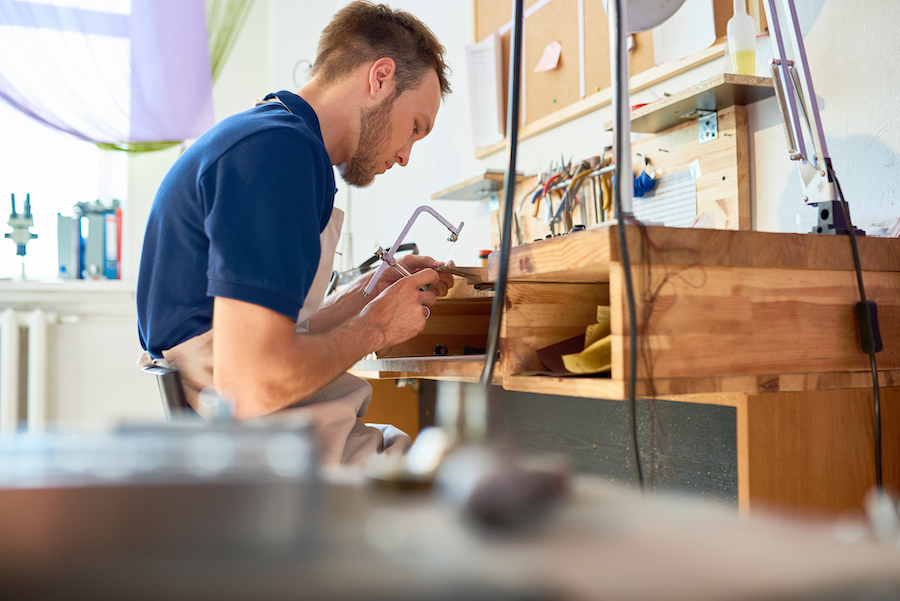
[764,0,863,236]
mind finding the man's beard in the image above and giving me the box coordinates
[338,97,394,188]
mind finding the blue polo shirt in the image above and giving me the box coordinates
[137,92,335,358]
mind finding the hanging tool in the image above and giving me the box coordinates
[516,178,542,215]
[533,170,565,221]
[553,163,593,231]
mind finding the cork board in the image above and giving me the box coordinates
[474,0,767,129]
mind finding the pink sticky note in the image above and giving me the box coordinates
[534,41,562,72]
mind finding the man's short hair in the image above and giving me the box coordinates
[312,1,451,100]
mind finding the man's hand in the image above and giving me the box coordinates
[359,267,440,350]
[308,255,454,335]
[375,255,455,298]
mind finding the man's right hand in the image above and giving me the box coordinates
[358,267,440,350]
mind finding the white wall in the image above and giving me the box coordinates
[128,1,900,272]
[749,0,900,233]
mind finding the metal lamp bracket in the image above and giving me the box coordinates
[679,108,718,144]
[698,110,718,144]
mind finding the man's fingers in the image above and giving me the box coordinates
[407,267,440,288]
[400,254,445,272]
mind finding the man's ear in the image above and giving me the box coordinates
[368,57,396,99]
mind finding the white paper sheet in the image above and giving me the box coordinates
[633,169,698,228]
[465,31,505,148]
[651,0,716,65]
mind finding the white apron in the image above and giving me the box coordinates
[139,208,411,466]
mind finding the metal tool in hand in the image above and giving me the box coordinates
[362,205,464,297]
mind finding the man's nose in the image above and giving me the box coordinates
[395,139,414,167]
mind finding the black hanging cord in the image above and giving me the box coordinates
[619,215,643,490]
[480,0,524,389]
[618,228,642,484]
[828,162,883,491]
[609,0,644,491]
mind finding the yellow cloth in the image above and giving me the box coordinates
[561,334,612,374]
[585,306,611,347]
[562,305,612,374]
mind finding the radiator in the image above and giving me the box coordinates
[0,308,48,435]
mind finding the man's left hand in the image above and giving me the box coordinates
[378,255,454,297]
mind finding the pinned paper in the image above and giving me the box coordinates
[465,31,505,148]
[689,159,702,180]
[534,41,562,72]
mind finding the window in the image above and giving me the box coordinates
[0,100,125,280]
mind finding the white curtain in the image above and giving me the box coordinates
[0,0,215,145]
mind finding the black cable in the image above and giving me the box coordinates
[480,0,523,389]
[609,0,644,491]
[829,162,883,491]
[618,212,644,490]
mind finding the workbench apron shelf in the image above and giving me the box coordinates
[490,224,900,396]
[352,225,900,515]
[355,224,900,397]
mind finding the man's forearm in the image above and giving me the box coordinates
[215,306,384,419]
[214,271,436,419]
[251,315,384,415]
[307,272,374,334]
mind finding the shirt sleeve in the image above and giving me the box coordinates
[200,127,333,320]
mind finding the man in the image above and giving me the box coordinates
[137,1,454,465]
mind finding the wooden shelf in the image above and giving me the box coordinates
[357,226,900,400]
[487,224,616,283]
[474,42,730,159]
[604,73,775,134]
[431,170,526,201]
[353,355,498,384]
[488,223,900,283]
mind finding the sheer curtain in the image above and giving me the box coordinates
[0,0,252,151]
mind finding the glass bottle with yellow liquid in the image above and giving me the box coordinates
[727,0,756,75]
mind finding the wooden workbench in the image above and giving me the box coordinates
[354,225,900,516]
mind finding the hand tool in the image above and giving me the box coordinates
[363,205,464,297]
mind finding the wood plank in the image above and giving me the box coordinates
[625,265,900,381]
[734,102,751,231]
[615,225,900,272]
[430,170,506,200]
[734,393,751,515]
[498,369,900,402]
[430,171,528,202]
[489,224,616,282]
[603,74,775,133]
[631,104,749,230]
[475,43,728,159]
[489,225,900,283]
[502,374,625,398]
[352,355,496,384]
[745,387,900,517]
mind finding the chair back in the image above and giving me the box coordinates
[141,364,192,421]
